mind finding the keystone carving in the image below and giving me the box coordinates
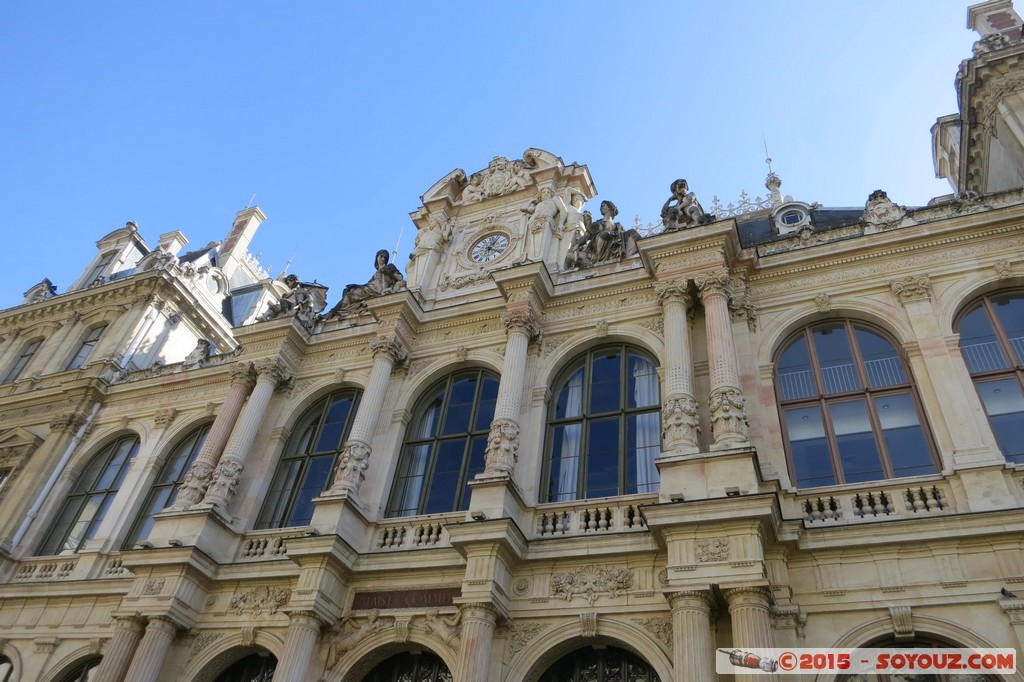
[891,275,931,304]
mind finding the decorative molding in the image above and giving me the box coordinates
[229,585,290,615]
[332,439,372,494]
[891,275,932,304]
[188,632,224,662]
[580,612,599,638]
[634,616,672,647]
[662,394,699,447]
[995,258,1014,280]
[889,605,914,640]
[709,386,747,442]
[694,269,732,300]
[771,605,808,638]
[153,408,177,429]
[142,578,166,596]
[506,621,546,654]
[551,565,635,605]
[501,308,541,338]
[814,293,831,313]
[654,279,691,307]
[696,537,730,563]
[369,334,408,365]
[482,418,519,477]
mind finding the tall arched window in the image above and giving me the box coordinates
[386,370,498,517]
[57,658,100,682]
[3,338,42,383]
[124,423,211,548]
[544,345,661,502]
[38,435,139,556]
[957,291,1024,463]
[257,389,361,528]
[775,321,936,488]
[539,646,660,682]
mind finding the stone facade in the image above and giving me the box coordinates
[2,7,1024,682]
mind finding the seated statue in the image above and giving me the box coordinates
[661,178,708,229]
[257,274,315,323]
[326,249,407,319]
[564,200,640,269]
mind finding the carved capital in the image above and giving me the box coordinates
[661,394,699,448]
[709,386,747,443]
[667,590,714,613]
[722,586,772,609]
[253,358,290,386]
[229,362,257,388]
[653,280,691,307]
[694,269,732,300]
[330,439,372,494]
[481,418,520,477]
[153,408,177,429]
[147,615,181,636]
[501,308,541,338]
[369,334,408,364]
[49,411,88,434]
[287,610,326,634]
[113,614,147,634]
[891,275,931,304]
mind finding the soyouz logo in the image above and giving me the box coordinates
[715,648,1016,675]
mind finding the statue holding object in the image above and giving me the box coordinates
[326,249,407,320]
[661,178,711,230]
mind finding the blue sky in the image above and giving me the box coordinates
[0,2,977,311]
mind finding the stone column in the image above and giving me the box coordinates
[454,603,498,682]
[122,616,179,682]
[724,587,774,682]
[328,333,407,495]
[695,270,748,448]
[668,590,715,682]
[203,358,289,509]
[480,306,540,477]
[655,280,700,452]
[271,611,324,682]
[92,615,145,682]
[169,363,256,509]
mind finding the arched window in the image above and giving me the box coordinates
[544,345,661,502]
[386,370,498,517]
[57,657,100,682]
[66,324,107,370]
[214,653,277,682]
[539,646,660,682]
[364,651,451,682]
[124,423,211,548]
[38,435,139,556]
[3,338,42,383]
[838,635,999,681]
[0,655,13,682]
[775,321,936,488]
[957,291,1024,463]
[257,389,361,528]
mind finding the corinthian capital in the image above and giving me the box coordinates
[229,362,257,387]
[369,333,408,364]
[501,308,541,338]
[694,270,733,300]
[253,358,290,386]
[653,279,691,307]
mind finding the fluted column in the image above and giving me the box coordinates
[669,590,715,682]
[122,616,179,682]
[695,270,748,447]
[170,363,256,509]
[454,603,498,682]
[328,333,407,495]
[480,306,540,477]
[655,280,700,452]
[203,358,289,509]
[92,615,145,682]
[724,587,774,682]
[272,611,324,682]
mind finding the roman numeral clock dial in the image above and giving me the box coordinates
[470,233,510,263]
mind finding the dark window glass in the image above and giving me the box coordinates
[66,325,106,370]
[214,653,277,682]
[0,655,13,682]
[539,646,661,682]
[776,321,936,488]
[544,346,661,502]
[57,658,101,682]
[124,423,210,548]
[257,389,361,528]
[386,370,498,517]
[3,339,42,383]
[957,292,1024,463]
[39,435,139,556]
[364,651,452,682]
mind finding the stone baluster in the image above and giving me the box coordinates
[92,615,145,682]
[454,603,498,682]
[723,587,774,682]
[654,280,700,452]
[695,270,748,448]
[203,358,289,509]
[480,306,540,477]
[328,332,407,495]
[122,616,179,682]
[271,611,324,682]
[169,363,256,509]
[669,590,715,682]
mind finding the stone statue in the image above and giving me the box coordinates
[23,278,58,304]
[256,274,316,325]
[326,610,389,670]
[521,187,567,262]
[183,339,213,367]
[326,250,407,319]
[422,608,461,649]
[661,179,707,229]
[564,200,640,269]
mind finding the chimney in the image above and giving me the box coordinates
[156,230,188,256]
[968,0,1023,39]
[219,206,266,282]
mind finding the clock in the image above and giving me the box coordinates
[470,233,510,263]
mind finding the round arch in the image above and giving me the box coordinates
[181,630,285,682]
[540,329,665,389]
[326,629,458,682]
[935,273,1024,336]
[508,618,672,682]
[0,641,21,682]
[38,648,101,682]
[391,355,505,419]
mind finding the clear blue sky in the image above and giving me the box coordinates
[0,2,977,311]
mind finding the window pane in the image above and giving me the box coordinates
[554,367,585,419]
[874,393,935,477]
[992,294,1024,364]
[548,424,582,502]
[460,436,488,510]
[627,354,659,408]
[589,351,621,414]
[287,455,334,526]
[828,400,885,483]
[423,440,465,514]
[39,499,86,556]
[976,378,1024,463]
[474,376,499,431]
[627,412,661,494]
[257,459,303,528]
[778,334,817,400]
[585,418,620,498]
[785,406,835,487]
[413,390,444,439]
[441,376,477,435]
[314,396,354,452]
[131,488,174,546]
[959,305,1008,373]
[812,324,861,394]
[855,328,906,388]
[389,444,431,516]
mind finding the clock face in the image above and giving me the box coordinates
[470,233,510,263]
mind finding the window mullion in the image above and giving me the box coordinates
[820,397,847,484]
[984,297,1019,369]
[863,389,896,480]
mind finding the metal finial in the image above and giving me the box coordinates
[245,193,257,209]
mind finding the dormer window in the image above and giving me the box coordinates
[772,202,814,236]
[781,210,803,225]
